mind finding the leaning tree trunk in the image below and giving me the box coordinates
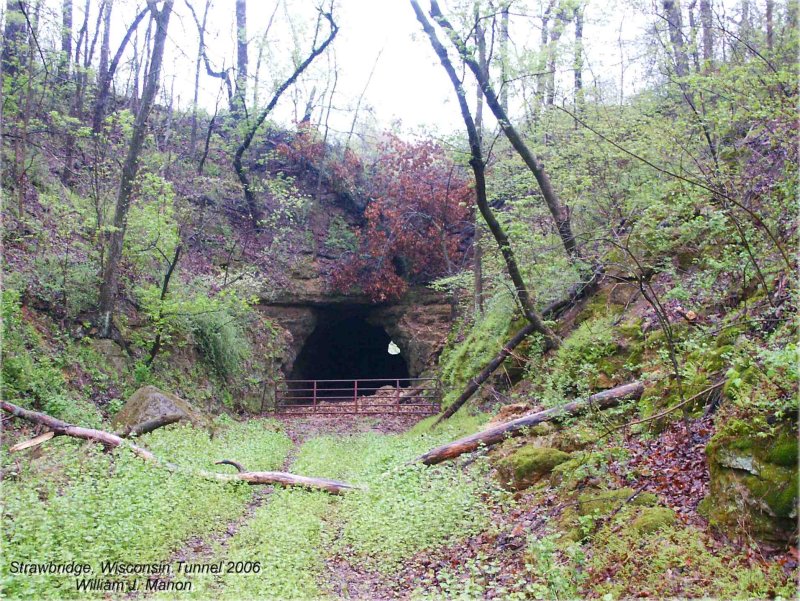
[417,382,644,465]
[428,0,580,263]
[411,0,559,351]
[97,0,173,337]
[2,401,357,494]
[92,6,148,132]
[59,0,73,81]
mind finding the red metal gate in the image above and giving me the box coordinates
[275,378,440,416]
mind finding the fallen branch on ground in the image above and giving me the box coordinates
[1,401,358,495]
[118,413,183,437]
[416,381,644,465]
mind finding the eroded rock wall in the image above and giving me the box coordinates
[259,287,452,380]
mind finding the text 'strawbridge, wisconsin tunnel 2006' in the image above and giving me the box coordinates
[275,309,440,415]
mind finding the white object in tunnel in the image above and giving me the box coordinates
[387,341,401,355]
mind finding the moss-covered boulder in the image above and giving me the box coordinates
[703,424,798,544]
[112,386,207,431]
[632,507,676,534]
[496,446,572,490]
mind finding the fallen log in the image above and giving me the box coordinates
[118,413,183,437]
[1,401,358,495]
[416,381,644,465]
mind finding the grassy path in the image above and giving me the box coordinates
[145,412,490,600]
[1,412,490,600]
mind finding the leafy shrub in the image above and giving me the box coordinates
[325,215,358,253]
[1,289,102,426]
[190,309,250,381]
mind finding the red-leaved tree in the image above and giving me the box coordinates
[333,135,472,300]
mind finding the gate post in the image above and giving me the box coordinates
[313,380,317,413]
[354,380,358,413]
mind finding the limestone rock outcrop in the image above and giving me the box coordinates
[702,425,797,544]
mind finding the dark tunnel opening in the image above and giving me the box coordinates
[289,311,410,398]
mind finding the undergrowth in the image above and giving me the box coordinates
[0,421,291,599]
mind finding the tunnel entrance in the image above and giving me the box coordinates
[289,310,410,398]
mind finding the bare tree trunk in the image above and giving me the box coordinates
[700,0,714,69]
[2,401,358,494]
[147,244,181,366]
[16,1,39,214]
[93,5,148,132]
[98,0,111,83]
[663,0,690,78]
[545,8,567,106]
[428,0,581,263]
[234,0,248,117]
[536,0,555,110]
[345,49,381,151]
[499,2,509,112]
[765,0,774,51]
[130,28,141,111]
[410,0,560,351]
[97,0,174,338]
[62,0,93,183]
[789,0,798,32]
[198,96,219,175]
[739,0,751,41]
[233,9,338,231]
[435,321,539,424]
[687,0,701,72]
[118,414,183,437]
[473,4,486,317]
[573,4,584,116]
[59,0,72,81]
[2,0,27,78]
[186,0,233,109]
[188,0,210,155]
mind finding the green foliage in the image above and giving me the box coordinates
[1,420,291,599]
[189,307,251,381]
[290,417,493,574]
[587,508,795,599]
[496,446,571,489]
[123,173,180,276]
[324,215,358,253]
[256,172,311,230]
[525,315,637,405]
[439,291,536,406]
[1,289,102,426]
[134,279,255,381]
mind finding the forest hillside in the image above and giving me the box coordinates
[1,0,798,599]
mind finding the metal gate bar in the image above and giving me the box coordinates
[275,377,440,416]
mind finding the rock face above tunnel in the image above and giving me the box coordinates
[258,287,452,380]
[367,289,453,377]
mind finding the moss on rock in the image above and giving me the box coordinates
[576,487,658,516]
[496,446,571,490]
[112,385,208,431]
[557,487,659,541]
[631,507,676,534]
[704,422,798,544]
